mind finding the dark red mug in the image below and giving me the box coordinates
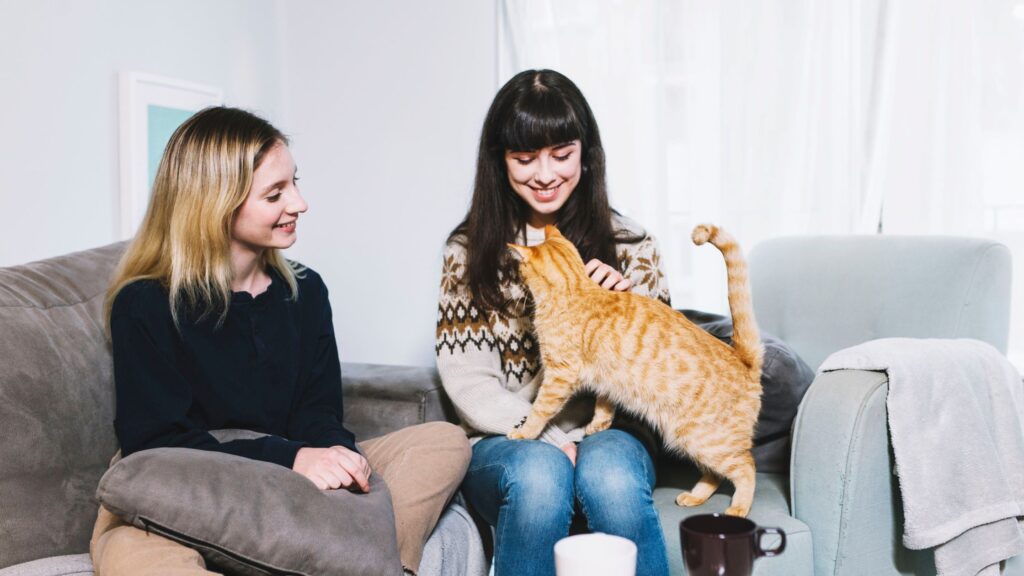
[679,513,786,576]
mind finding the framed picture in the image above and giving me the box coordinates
[118,72,222,238]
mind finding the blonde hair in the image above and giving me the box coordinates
[106,107,301,330]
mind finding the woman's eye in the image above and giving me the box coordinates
[292,176,300,184]
[515,157,533,165]
[267,192,282,202]
[554,153,572,161]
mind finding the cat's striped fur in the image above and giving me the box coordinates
[507,224,764,517]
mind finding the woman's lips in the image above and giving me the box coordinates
[532,184,560,203]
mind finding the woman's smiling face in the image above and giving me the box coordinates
[504,139,582,227]
[230,141,307,257]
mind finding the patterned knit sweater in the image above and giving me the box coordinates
[435,215,671,447]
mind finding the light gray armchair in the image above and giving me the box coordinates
[749,235,1019,575]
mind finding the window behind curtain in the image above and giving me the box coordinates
[499,0,1024,369]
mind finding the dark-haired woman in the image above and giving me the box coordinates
[436,70,671,576]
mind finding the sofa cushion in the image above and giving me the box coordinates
[0,243,126,569]
[680,309,815,474]
[655,462,813,575]
[96,444,402,576]
[340,362,457,440]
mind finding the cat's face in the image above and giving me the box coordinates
[508,226,590,291]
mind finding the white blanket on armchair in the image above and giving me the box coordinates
[819,338,1024,576]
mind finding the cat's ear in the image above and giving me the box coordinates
[544,225,563,239]
[507,243,531,260]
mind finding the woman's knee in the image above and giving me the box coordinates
[576,430,655,502]
[412,421,471,479]
[422,420,470,454]
[503,441,574,507]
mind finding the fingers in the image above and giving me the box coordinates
[560,442,578,467]
[317,466,354,491]
[585,259,630,292]
[294,446,372,492]
[330,447,370,493]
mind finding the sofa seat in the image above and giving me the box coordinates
[0,502,483,576]
[655,463,812,575]
[0,554,93,576]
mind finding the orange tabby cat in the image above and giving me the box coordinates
[507,224,764,517]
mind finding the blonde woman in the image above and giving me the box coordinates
[90,107,469,575]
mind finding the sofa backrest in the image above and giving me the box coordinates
[748,235,1012,371]
[0,242,126,568]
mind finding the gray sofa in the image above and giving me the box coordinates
[2,236,1021,576]
[0,243,484,576]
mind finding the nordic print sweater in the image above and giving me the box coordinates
[435,215,672,448]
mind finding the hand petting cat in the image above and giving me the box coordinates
[584,258,632,291]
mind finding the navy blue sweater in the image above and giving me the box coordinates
[110,267,356,468]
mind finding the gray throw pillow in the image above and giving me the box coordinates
[96,440,402,576]
[680,309,815,474]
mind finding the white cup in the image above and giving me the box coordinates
[554,533,637,576]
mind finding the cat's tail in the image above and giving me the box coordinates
[691,224,764,375]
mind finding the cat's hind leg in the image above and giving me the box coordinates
[675,472,721,507]
[584,396,616,435]
[720,452,756,517]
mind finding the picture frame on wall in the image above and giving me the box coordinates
[118,72,222,239]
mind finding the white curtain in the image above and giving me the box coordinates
[499,0,1024,369]
[868,0,1024,368]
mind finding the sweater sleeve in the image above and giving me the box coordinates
[620,233,672,306]
[285,281,358,452]
[435,242,574,448]
[112,285,305,468]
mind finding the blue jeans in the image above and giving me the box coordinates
[461,429,669,576]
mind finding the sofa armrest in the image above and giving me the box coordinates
[340,362,457,441]
[791,369,936,576]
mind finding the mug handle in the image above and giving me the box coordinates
[756,527,786,557]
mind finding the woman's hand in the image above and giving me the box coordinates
[585,259,632,291]
[560,442,578,466]
[293,446,371,492]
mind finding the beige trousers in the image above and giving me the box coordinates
[90,421,470,575]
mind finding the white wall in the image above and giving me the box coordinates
[280,1,497,367]
[0,0,286,266]
[0,0,498,368]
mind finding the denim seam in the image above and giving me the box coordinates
[466,461,508,476]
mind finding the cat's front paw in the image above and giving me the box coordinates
[675,492,709,507]
[723,504,750,518]
[507,429,527,440]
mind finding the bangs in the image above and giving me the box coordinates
[500,90,583,152]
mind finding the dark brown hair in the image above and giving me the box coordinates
[449,69,640,315]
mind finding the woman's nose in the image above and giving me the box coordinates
[289,190,308,214]
[533,157,555,187]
